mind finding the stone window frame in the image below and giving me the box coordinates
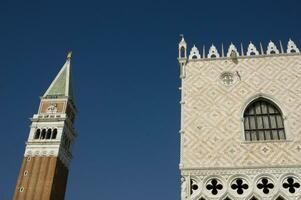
[240,94,292,143]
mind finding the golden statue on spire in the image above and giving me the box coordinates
[67,51,72,60]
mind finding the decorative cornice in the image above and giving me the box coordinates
[24,146,72,168]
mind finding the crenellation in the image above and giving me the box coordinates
[208,44,220,58]
[178,38,300,61]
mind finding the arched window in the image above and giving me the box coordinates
[41,129,46,139]
[52,129,57,139]
[244,98,285,141]
[46,129,52,139]
[34,129,40,139]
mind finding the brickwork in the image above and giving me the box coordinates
[13,157,68,200]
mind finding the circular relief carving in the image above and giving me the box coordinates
[257,177,274,194]
[206,178,223,195]
[282,177,300,194]
[46,104,57,114]
[231,178,249,195]
[220,72,235,86]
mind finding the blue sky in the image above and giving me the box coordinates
[0,0,300,199]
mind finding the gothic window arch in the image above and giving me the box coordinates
[243,98,285,141]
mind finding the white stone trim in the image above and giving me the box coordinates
[246,42,259,56]
[189,45,201,60]
[24,144,72,168]
[181,167,301,200]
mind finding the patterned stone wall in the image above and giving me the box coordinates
[181,54,301,169]
[180,53,301,200]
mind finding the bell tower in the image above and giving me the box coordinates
[13,52,77,200]
[179,38,301,200]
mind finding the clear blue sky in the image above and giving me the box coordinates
[0,0,300,199]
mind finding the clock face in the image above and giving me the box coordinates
[46,104,58,113]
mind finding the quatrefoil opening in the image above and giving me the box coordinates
[283,177,300,194]
[257,178,274,194]
[206,178,223,195]
[231,178,249,195]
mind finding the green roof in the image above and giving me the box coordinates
[47,67,67,96]
[43,58,74,100]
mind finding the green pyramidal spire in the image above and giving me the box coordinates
[43,52,74,100]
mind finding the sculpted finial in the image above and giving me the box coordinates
[67,51,72,60]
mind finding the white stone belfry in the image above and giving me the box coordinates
[24,53,77,168]
[178,38,301,200]
[266,41,279,55]
[207,44,220,58]
[189,45,201,60]
[287,39,300,53]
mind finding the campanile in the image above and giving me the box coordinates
[13,52,77,200]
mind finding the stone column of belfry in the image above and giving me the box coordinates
[179,38,301,200]
[13,52,77,200]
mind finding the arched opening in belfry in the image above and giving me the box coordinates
[52,129,57,139]
[34,129,41,139]
[46,129,52,139]
[41,129,46,139]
